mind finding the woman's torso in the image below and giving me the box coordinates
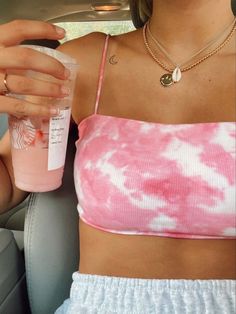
[70,29,236,279]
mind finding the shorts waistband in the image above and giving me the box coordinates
[72,272,236,292]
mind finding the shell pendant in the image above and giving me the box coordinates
[172,67,182,83]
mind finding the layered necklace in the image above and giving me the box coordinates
[143,17,236,87]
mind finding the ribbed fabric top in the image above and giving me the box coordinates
[73,35,236,239]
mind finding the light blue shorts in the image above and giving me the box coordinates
[55,272,236,314]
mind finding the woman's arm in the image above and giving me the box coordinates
[0,21,107,214]
[0,131,29,213]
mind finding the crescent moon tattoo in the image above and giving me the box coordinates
[109,55,118,65]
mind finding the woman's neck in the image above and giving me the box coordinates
[149,0,235,56]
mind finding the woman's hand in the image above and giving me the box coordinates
[0,19,70,117]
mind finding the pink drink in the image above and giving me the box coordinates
[8,46,79,192]
[9,111,69,192]
[11,148,63,192]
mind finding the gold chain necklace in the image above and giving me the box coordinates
[143,19,236,87]
[147,18,236,72]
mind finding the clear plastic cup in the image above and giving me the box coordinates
[8,45,79,192]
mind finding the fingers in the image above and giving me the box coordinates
[0,72,70,98]
[0,95,59,117]
[0,20,68,118]
[0,47,69,80]
[0,20,65,47]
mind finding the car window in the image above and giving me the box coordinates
[55,21,135,43]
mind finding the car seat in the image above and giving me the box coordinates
[24,126,79,314]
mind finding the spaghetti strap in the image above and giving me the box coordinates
[94,34,110,114]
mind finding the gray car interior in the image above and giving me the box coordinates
[0,113,79,313]
[0,0,236,313]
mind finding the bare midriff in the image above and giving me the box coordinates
[78,219,236,280]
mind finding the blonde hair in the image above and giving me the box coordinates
[129,0,153,28]
[129,0,236,29]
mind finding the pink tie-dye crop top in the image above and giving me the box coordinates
[74,35,236,239]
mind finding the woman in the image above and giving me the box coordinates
[0,0,235,313]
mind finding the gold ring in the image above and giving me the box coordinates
[2,73,10,95]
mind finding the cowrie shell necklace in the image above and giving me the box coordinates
[143,17,236,87]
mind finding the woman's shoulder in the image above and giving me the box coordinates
[57,30,140,125]
[57,32,109,124]
[57,31,108,60]
[57,29,139,59]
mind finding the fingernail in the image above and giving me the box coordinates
[64,68,71,79]
[61,86,70,96]
[55,26,66,36]
[50,108,60,116]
